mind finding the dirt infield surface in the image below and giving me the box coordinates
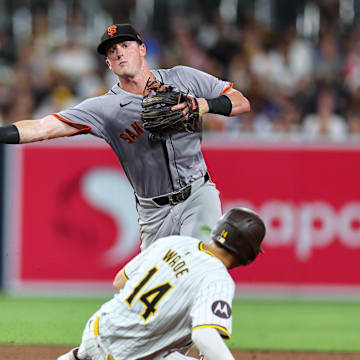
[1,345,360,360]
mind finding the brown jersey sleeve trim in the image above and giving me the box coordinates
[52,113,92,137]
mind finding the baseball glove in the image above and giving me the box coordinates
[141,79,200,136]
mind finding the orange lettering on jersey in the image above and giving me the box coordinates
[120,134,134,144]
[125,129,138,141]
[131,121,144,136]
[107,25,117,37]
[119,121,144,144]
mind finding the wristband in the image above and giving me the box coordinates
[0,125,20,144]
[206,95,232,116]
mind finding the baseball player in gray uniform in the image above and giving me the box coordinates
[57,207,266,360]
[0,24,251,250]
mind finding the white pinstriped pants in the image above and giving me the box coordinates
[77,313,114,360]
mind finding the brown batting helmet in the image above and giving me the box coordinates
[212,208,265,266]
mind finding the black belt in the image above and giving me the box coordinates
[152,172,210,206]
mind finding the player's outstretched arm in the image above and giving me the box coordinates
[192,327,235,360]
[0,115,83,144]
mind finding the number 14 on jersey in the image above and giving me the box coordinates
[125,266,173,321]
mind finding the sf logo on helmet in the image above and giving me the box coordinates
[107,25,117,37]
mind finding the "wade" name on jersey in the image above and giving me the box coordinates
[163,249,189,279]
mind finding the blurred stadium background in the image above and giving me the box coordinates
[1,0,360,137]
[1,0,360,296]
[0,0,360,356]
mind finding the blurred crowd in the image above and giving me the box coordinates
[1,2,360,141]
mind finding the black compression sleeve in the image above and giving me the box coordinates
[206,95,232,116]
[0,125,20,144]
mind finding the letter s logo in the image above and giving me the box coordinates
[81,167,139,267]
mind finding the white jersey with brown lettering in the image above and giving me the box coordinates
[86,235,235,360]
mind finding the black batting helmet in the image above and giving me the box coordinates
[212,207,265,266]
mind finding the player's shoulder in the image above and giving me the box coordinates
[76,84,132,109]
[169,65,198,73]
[199,264,234,293]
[154,65,204,80]
[171,65,202,74]
[197,242,234,278]
[75,90,113,107]
[97,83,128,99]
[202,260,234,287]
[72,94,105,111]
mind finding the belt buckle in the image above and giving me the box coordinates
[168,190,182,205]
[169,186,190,205]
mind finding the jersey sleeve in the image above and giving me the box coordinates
[53,96,107,140]
[123,250,147,280]
[190,275,235,339]
[173,66,233,99]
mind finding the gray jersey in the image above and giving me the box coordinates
[92,235,234,360]
[56,66,231,198]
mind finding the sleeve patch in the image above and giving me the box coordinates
[211,300,232,319]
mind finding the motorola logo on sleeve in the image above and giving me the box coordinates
[211,300,232,319]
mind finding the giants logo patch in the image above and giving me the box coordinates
[107,25,117,37]
[211,300,232,319]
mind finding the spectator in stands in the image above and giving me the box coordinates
[3,2,360,141]
[348,111,360,136]
[314,33,342,84]
[302,87,348,141]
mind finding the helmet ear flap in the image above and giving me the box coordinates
[233,240,259,266]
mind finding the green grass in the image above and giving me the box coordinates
[0,294,359,351]
[229,300,360,352]
[0,295,108,345]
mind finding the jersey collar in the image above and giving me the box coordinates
[199,242,216,257]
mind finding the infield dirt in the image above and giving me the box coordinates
[1,345,360,360]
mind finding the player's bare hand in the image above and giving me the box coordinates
[171,101,188,114]
[171,98,209,118]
